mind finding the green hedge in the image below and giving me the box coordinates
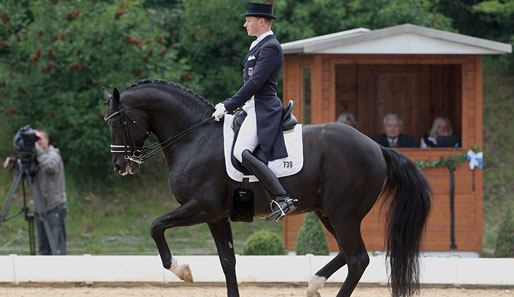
[295,212,329,255]
[242,230,286,255]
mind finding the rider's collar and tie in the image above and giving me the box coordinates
[249,30,274,50]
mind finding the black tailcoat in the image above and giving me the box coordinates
[223,34,287,160]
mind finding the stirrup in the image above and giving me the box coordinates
[266,198,297,222]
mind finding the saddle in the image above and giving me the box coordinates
[230,100,297,175]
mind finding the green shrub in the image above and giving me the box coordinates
[242,230,286,255]
[295,212,329,255]
[494,207,514,257]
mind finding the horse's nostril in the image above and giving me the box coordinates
[114,163,121,171]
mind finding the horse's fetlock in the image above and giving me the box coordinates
[308,275,326,291]
[162,255,172,269]
[220,257,236,270]
[307,275,326,297]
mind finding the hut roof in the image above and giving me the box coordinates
[281,24,512,55]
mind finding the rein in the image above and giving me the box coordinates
[105,100,213,164]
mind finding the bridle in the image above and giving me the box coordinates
[104,98,213,164]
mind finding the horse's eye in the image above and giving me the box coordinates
[110,121,123,129]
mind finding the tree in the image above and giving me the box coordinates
[274,0,454,43]
[472,0,514,71]
[0,0,188,178]
[179,0,250,102]
[435,0,514,41]
[295,212,329,255]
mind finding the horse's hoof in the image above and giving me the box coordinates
[178,264,194,283]
[306,289,321,297]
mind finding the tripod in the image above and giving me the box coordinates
[0,156,57,255]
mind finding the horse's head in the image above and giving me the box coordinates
[103,87,151,175]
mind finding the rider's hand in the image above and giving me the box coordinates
[212,103,226,121]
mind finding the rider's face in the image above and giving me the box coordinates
[244,16,262,37]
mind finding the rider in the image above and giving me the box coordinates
[212,2,296,222]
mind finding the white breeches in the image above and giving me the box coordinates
[234,99,259,163]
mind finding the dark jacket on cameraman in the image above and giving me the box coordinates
[32,145,67,212]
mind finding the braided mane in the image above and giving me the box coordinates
[122,79,214,108]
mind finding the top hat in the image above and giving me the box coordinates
[241,2,277,20]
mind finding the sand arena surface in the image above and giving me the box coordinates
[0,283,512,297]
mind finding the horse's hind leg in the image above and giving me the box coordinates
[333,219,369,297]
[307,211,347,297]
[208,219,239,297]
[307,212,369,297]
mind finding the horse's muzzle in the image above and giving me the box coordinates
[114,160,138,176]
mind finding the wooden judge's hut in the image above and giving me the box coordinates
[281,24,512,253]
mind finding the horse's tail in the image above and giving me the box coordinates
[380,147,431,297]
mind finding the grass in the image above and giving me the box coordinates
[0,152,282,255]
[481,57,514,255]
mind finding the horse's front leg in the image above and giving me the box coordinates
[150,199,211,283]
[208,218,239,297]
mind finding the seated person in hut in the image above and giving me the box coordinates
[420,117,458,148]
[372,113,416,148]
[336,111,359,130]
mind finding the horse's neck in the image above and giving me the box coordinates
[136,90,219,168]
[125,87,210,135]
[155,118,222,171]
[154,104,209,136]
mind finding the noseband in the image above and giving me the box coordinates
[104,99,213,164]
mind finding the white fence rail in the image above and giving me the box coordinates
[1,255,513,285]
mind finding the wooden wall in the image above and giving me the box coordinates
[282,54,483,251]
[284,148,483,251]
[334,64,462,144]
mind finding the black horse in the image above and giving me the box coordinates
[102,79,431,297]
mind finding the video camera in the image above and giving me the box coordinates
[13,125,40,153]
[1,125,43,255]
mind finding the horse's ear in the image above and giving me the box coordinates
[102,87,112,104]
[113,88,121,105]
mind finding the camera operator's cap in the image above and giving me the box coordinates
[241,2,277,20]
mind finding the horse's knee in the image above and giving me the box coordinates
[150,219,163,239]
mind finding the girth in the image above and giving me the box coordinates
[230,100,297,175]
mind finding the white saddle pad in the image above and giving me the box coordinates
[223,114,304,182]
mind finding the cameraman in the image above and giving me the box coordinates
[3,130,68,255]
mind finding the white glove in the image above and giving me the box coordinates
[212,103,226,121]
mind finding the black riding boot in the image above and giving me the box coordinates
[241,149,296,222]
